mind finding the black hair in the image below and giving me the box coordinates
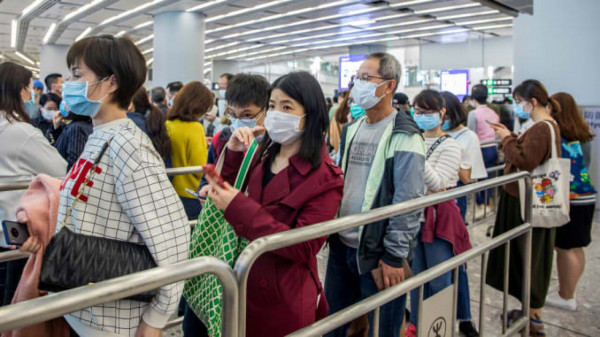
[166,81,183,93]
[393,92,409,105]
[225,74,270,110]
[131,87,171,160]
[39,92,62,108]
[461,95,471,103]
[151,86,166,103]
[67,35,146,110]
[471,84,488,104]
[261,71,328,169]
[414,89,444,111]
[513,79,560,114]
[441,91,467,129]
[0,62,32,123]
[220,73,234,82]
[44,73,62,92]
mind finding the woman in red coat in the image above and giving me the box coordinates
[207,71,344,337]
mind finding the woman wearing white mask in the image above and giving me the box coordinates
[205,71,344,337]
[406,90,472,337]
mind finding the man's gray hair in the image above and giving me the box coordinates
[368,52,401,92]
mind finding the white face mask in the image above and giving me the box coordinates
[41,108,56,121]
[352,79,389,110]
[264,109,305,145]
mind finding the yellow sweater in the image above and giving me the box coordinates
[166,119,208,197]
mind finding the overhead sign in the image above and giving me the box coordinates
[440,69,469,101]
[339,54,366,91]
[481,79,512,86]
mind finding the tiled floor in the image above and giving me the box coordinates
[168,213,599,336]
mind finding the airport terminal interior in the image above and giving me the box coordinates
[0,0,599,336]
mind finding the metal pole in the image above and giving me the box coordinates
[502,241,510,334]
[165,166,204,176]
[452,267,459,336]
[0,257,238,337]
[0,250,29,263]
[521,176,533,336]
[479,252,488,337]
[373,307,380,337]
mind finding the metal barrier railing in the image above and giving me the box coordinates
[288,223,532,337]
[233,172,533,337]
[0,166,204,192]
[469,164,506,228]
[0,257,239,337]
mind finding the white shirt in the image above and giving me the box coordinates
[0,115,67,247]
[424,136,462,192]
[447,128,488,180]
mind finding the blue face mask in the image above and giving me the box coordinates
[62,79,108,118]
[514,103,530,119]
[59,100,69,117]
[24,89,39,119]
[230,118,258,131]
[414,113,441,131]
[350,104,366,119]
[441,120,452,131]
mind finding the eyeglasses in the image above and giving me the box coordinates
[413,108,440,116]
[355,73,393,82]
[226,108,264,121]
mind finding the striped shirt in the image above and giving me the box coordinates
[424,136,461,192]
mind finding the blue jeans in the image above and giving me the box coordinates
[456,181,467,221]
[409,233,456,327]
[324,235,406,337]
[477,146,498,205]
[182,302,208,337]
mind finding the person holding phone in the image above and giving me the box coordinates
[0,62,67,305]
[487,79,561,336]
[204,71,344,337]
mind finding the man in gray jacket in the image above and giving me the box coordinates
[325,52,426,337]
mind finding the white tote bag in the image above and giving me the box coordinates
[519,121,571,228]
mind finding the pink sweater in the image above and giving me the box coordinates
[2,174,70,337]
[468,105,499,144]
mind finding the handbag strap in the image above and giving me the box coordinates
[426,134,450,160]
[541,120,558,159]
[61,139,112,228]
[215,138,260,191]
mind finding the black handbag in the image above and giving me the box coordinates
[39,139,158,302]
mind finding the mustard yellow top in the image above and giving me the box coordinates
[166,119,208,197]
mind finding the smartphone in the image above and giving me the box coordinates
[2,220,30,246]
[185,188,200,199]
[202,164,227,189]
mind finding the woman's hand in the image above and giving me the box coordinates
[228,126,265,152]
[13,211,40,253]
[135,321,162,337]
[206,174,240,211]
[52,110,64,130]
[198,185,210,206]
[490,122,511,140]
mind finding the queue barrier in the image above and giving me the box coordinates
[0,166,532,337]
[234,171,533,337]
[0,257,239,337]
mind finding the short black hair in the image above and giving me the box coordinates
[39,92,61,108]
[166,81,183,93]
[471,84,488,104]
[151,86,166,102]
[393,92,409,105]
[265,71,328,169]
[220,73,234,82]
[461,95,472,103]
[414,89,444,111]
[44,73,62,91]
[225,73,270,110]
[441,91,467,129]
[67,35,146,110]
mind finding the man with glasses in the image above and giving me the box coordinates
[196,73,270,199]
[325,52,426,337]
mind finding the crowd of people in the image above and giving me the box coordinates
[0,34,596,337]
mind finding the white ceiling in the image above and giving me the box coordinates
[0,0,520,71]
